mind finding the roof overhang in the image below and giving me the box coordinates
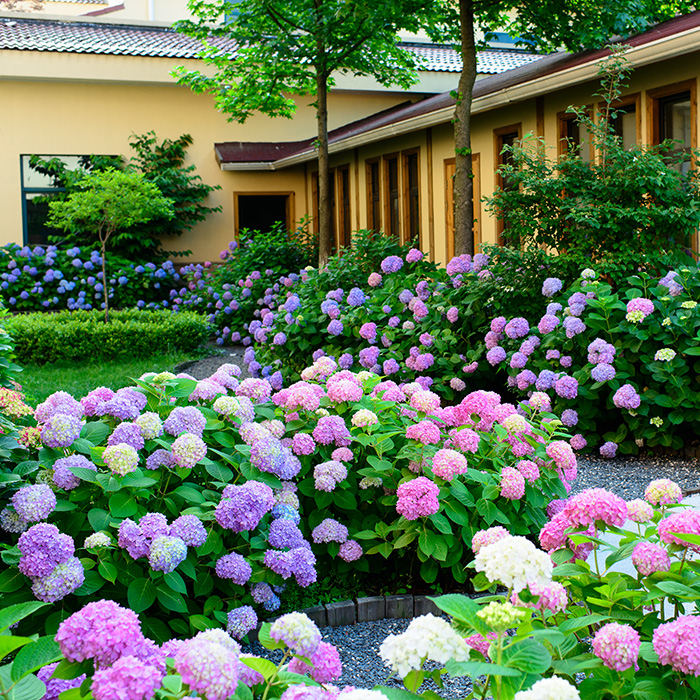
[218,13,700,171]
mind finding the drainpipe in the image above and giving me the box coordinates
[148,0,155,20]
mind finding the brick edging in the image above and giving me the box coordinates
[248,594,441,642]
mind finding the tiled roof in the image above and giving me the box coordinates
[0,16,542,72]
[408,44,543,74]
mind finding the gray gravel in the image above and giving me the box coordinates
[572,455,700,499]
[243,618,474,696]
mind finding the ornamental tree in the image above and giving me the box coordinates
[46,168,174,321]
[448,0,696,258]
[174,0,445,267]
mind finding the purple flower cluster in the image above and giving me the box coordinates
[12,484,56,522]
[264,546,317,586]
[163,406,206,437]
[215,481,274,532]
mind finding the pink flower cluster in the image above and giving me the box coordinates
[396,477,439,520]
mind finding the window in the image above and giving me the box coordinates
[608,95,640,149]
[20,154,117,246]
[494,124,522,246]
[557,111,592,161]
[234,193,293,235]
[403,150,420,246]
[366,158,381,231]
[649,81,697,174]
[444,154,480,260]
[383,154,400,240]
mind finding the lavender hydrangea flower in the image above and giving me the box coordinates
[270,612,321,657]
[135,412,164,440]
[215,553,253,584]
[18,523,74,577]
[311,518,348,544]
[108,422,145,451]
[250,436,300,480]
[213,396,255,423]
[535,370,557,391]
[36,662,85,700]
[381,256,403,274]
[541,277,563,297]
[175,637,239,700]
[12,484,56,522]
[600,441,618,458]
[264,547,317,586]
[31,557,85,603]
[171,514,207,547]
[251,582,274,604]
[215,481,274,532]
[35,391,84,423]
[346,288,366,306]
[41,413,82,448]
[563,316,585,338]
[227,606,258,640]
[268,519,306,550]
[591,363,616,382]
[613,384,641,410]
[91,655,163,700]
[53,455,96,491]
[554,375,578,400]
[118,519,150,560]
[146,449,176,470]
[504,318,529,339]
[164,406,207,437]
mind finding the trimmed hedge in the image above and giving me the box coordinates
[5,309,209,364]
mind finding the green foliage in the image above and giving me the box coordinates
[181,222,317,339]
[496,267,700,454]
[5,309,209,365]
[0,309,23,390]
[0,602,62,700]
[125,132,221,258]
[487,49,700,270]
[174,0,445,122]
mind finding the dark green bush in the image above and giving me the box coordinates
[5,309,209,365]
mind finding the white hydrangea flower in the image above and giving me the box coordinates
[474,535,553,592]
[379,614,469,678]
[514,676,580,700]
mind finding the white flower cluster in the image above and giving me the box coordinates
[514,676,580,700]
[474,535,552,592]
[379,614,469,678]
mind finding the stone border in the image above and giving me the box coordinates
[248,594,442,642]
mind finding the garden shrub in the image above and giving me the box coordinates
[488,267,700,454]
[0,308,23,389]
[487,47,700,282]
[0,243,180,312]
[0,356,569,643]
[5,309,209,365]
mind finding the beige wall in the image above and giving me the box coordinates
[0,58,410,262]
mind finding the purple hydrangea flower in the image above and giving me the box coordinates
[486,347,506,366]
[504,318,530,339]
[381,256,403,274]
[346,288,366,306]
[31,557,85,603]
[18,523,74,577]
[175,638,239,700]
[554,375,578,400]
[215,481,274,532]
[541,277,563,297]
[148,535,187,573]
[327,320,344,336]
[108,422,145,451]
[227,606,258,640]
[91,655,163,700]
[41,413,82,448]
[164,406,206,438]
[600,441,618,458]
[215,553,252,584]
[12,485,56,522]
[561,409,579,427]
[53,455,96,491]
[171,514,207,547]
[536,370,557,391]
[171,433,207,469]
[613,384,641,410]
[268,519,307,549]
[591,363,616,382]
[563,316,586,338]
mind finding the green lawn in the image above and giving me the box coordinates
[18,351,199,404]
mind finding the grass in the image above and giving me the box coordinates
[17,350,205,404]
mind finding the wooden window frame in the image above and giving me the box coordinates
[401,148,420,247]
[336,164,352,250]
[365,157,382,231]
[647,79,697,148]
[556,108,594,159]
[382,152,400,240]
[494,124,522,246]
[444,154,481,261]
[233,191,295,236]
[596,93,642,145]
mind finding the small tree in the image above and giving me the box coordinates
[46,168,174,321]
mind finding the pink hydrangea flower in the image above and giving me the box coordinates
[396,477,439,520]
[405,420,441,445]
[450,427,480,453]
[431,449,468,481]
[645,479,683,506]
[626,499,653,523]
[631,541,671,576]
[562,489,627,528]
[512,580,567,613]
[658,510,700,552]
[653,616,700,675]
[471,526,509,553]
[500,467,525,500]
[592,623,640,671]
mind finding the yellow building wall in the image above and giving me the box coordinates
[0,54,410,262]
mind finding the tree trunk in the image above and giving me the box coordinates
[316,68,332,268]
[99,232,110,323]
[453,0,477,258]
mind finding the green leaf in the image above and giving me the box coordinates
[108,491,138,518]
[502,639,551,674]
[164,571,188,594]
[655,581,698,598]
[0,602,47,633]
[11,637,62,682]
[0,666,46,700]
[127,578,157,613]
[157,586,188,613]
[80,422,110,445]
[0,636,31,662]
[49,659,92,680]
[258,623,286,651]
[98,561,118,584]
[444,659,521,677]
[205,461,234,482]
[72,570,104,597]
[373,686,424,700]
[189,615,218,632]
[69,467,100,484]
[432,595,492,636]
[161,675,183,694]
[559,613,610,633]
[0,569,25,594]
[240,657,278,681]
[87,507,112,531]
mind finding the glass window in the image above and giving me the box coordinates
[366,159,381,231]
[612,103,637,150]
[384,156,400,241]
[404,151,420,245]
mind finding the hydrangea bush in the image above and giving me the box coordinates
[0,243,180,312]
[368,479,700,699]
[486,267,700,454]
[0,353,570,639]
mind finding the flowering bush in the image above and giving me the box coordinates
[366,480,700,699]
[486,266,700,453]
[0,243,180,312]
[0,355,570,639]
